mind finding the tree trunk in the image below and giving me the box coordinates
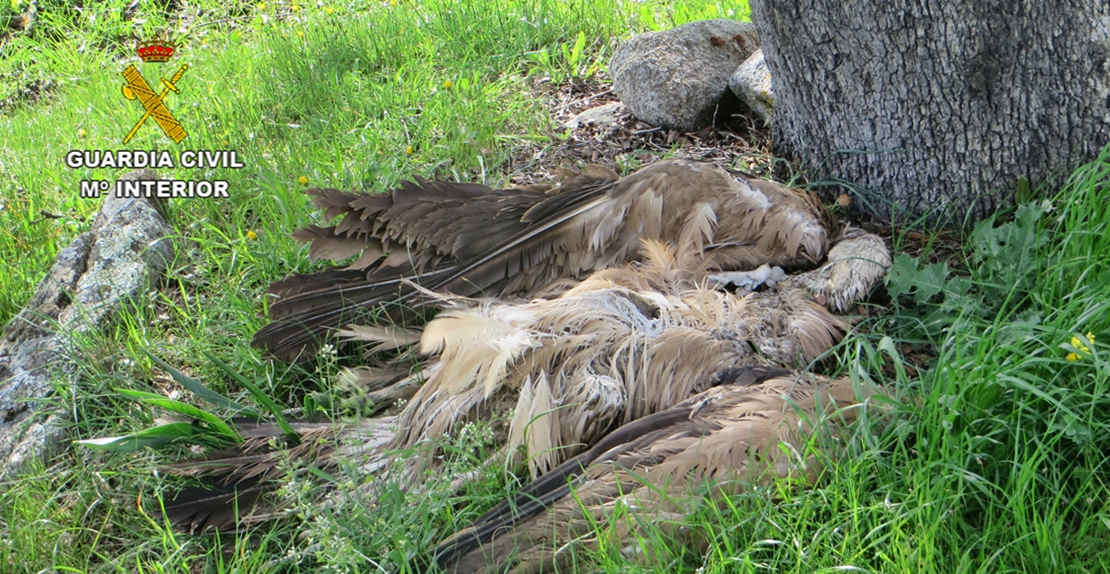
[749,1,1110,225]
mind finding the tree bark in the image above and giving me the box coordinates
[750,1,1110,225]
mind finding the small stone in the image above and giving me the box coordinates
[728,48,774,123]
[564,102,627,130]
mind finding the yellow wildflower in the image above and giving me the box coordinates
[298,175,309,185]
[442,79,453,89]
[292,3,300,11]
[77,128,86,138]
[247,230,258,240]
[257,2,266,9]
[405,145,413,154]
[1066,332,1095,361]
[325,6,334,14]
[297,30,304,38]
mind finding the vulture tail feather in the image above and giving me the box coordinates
[156,417,398,535]
[161,482,271,535]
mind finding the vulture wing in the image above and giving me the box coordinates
[431,370,876,573]
[253,160,835,360]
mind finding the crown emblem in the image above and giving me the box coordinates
[136,39,176,63]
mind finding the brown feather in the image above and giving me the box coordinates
[159,231,884,532]
[175,165,889,534]
[163,482,270,534]
[222,232,881,533]
[292,225,377,262]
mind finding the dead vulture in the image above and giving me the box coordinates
[429,367,879,573]
[161,232,890,534]
[252,160,839,360]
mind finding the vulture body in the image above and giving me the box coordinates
[163,229,890,533]
[253,160,837,360]
[430,367,877,573]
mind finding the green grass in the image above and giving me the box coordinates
[3,0,1110,572]
[0,0,750,327]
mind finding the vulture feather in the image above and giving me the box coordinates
[253,160,838,360]
[429,368,879,574]
[161,161,889,534]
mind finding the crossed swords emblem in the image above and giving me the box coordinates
[121,63,189,144]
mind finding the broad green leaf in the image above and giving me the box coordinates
[75,422,198,452]
[914,261,950,304]
[886,253,950,304]
[884,253,918,299]
[117,389,242,442]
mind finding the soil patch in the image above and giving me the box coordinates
[504,73,780,187]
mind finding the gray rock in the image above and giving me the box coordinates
[564,102,627,130]
[729,48,774,123]
[610,19,759,131]
[0,169,173,479]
